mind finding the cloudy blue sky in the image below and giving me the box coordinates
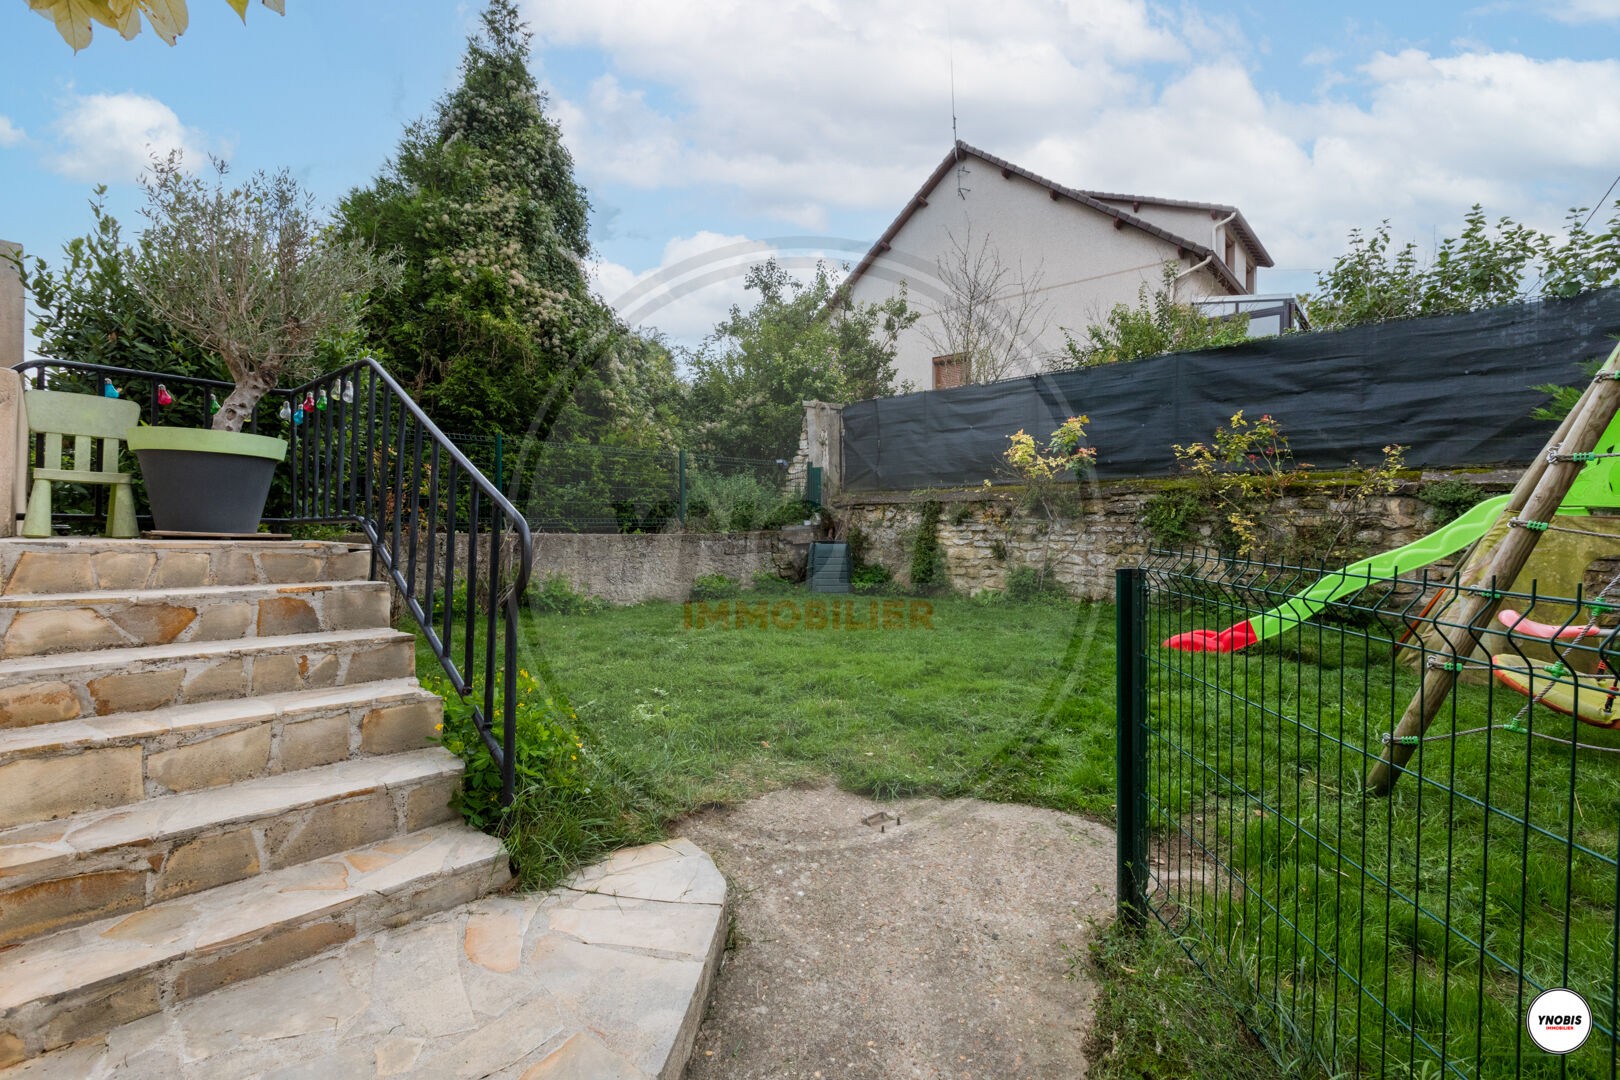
[2,0,1619,349]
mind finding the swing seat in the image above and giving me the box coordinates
[1492,655,1620,731]
[20,389,141,539]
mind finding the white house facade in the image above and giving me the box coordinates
[841,142,1275,391]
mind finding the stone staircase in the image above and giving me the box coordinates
[0,539,511,1069]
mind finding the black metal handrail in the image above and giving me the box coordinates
[15,357,534,805]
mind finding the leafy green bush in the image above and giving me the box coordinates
[17,188,213,379]
[907,500,949,594]
[686,471,786,533]
[1005,566,1071,603]
[426,666,661,889]
[690,573,743,601]
[750,571,799,595]
[681,258,914,460]
[532,573,602,615]
[428,668,588,832]
[432,582,471,619]
[1307,206,1620,331]
[612,497,677,535]
[1532,354,1608,422]
[1065,263,1251,366]
[762,498,820,530]
[1418,479,1488,525]
[851,563,895,595]
[1142,486,1203,548]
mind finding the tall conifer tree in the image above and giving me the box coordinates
[338,0,604,437]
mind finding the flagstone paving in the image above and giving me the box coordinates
[0,838,727,1079]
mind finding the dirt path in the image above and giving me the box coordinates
[675,783,1115,1080]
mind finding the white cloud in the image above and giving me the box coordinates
[1010,48,1620,275]
[48,92,212,183]
[527,0,1177,226]
[590,230,869,347]
[0,117,23,148]
[1550,0,1620,22]
[534,0,1620,322]
[591,231,779,345]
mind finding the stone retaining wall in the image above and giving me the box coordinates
[362,528,813,608]
[391,468,1513,608]
[836,473,1514,601]
[532,528,813,605]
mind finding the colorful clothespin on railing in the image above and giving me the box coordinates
[155,384,173,407]
[102,379,119,399]
[315,388,328,412]
[278,400,292,423]
[340,379,356,404]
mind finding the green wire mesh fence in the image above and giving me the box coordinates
[444,435,800,533]
[1118,551,1620,1078]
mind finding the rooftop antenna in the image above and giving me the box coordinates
[948,6,968,199]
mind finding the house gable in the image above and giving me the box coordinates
[841,141,1272,391]
[843,142,1258,298]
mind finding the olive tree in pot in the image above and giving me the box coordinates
[126,154,390,534]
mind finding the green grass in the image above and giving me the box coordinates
[1083,920,1308,1080]
[489,593,1116,819]
[413,592,1120,896]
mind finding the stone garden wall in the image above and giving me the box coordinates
[834,472,1515,602]
[382,527,810,609]
[396,474,1513,608]
[531,527,813,605]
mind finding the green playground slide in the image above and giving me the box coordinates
[1242,405,1620,645]
[1166,390,1620,652]
[1248,494,1509,642]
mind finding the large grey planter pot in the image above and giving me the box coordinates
[125,427,288,534]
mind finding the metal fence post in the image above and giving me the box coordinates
[1116,566,1149,927]
[677,449,687,525]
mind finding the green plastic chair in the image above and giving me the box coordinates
[21,389,141,539]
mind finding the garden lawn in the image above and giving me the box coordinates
[494,593,1120,822]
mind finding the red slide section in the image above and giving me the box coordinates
[1162,620,1257,653]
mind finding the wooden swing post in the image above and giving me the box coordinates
[1366,342,1620,796]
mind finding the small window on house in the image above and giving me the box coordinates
[1245,264,1256,293]
[933,354,968,390]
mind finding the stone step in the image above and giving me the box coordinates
[0,838,723,1079]
[0,821,510,1069]
[0,580,391,658]
[0,748,464,948]
[0,679,442,829]
[0,628,415,730]
[0,539,370,597]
